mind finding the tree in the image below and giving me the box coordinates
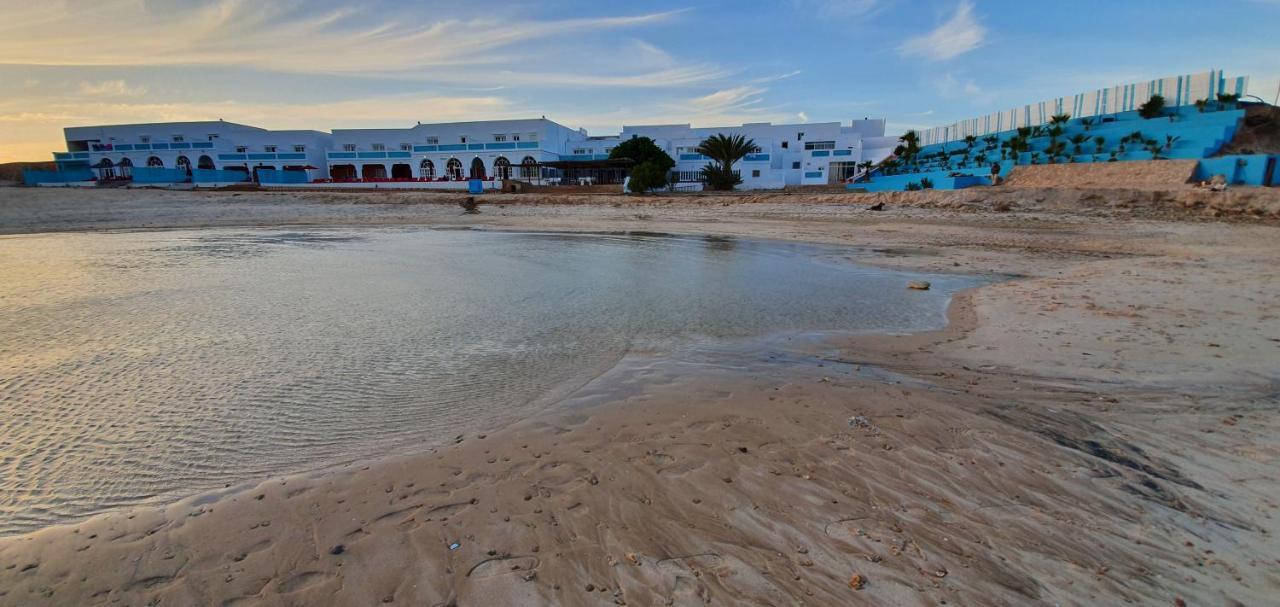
[694,134,757,190]
[964,135,977,149]
[1070,134,1088,155]
[1081,118,1094,131]
[609,136,675,174]
[1138,94,1166,119]
[700,163,741,190]
[1094,136,1106,154]
[1216,93,1241,109]
[1194,98,1209,113]
[627,161,667,194]
[1049,113,1072,126]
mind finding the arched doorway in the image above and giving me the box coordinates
[391,163,412,180]
[520,156,538,179]
[469,157,486,180]
[118,157,133,179]
[420,159,435,180]
[97,158,115,179]
[362,164,387,181]
[197,155,215,170]
[147,156,163,167]
[446,158,463,180]
[330,164,357,180]
[175,155,191,176]
[493,156,511,180]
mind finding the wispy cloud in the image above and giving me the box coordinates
[0,1,695,79]
[793,0,890,18]
[897,0,986,61]
[77,80,148,97]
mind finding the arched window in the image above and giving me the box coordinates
[519,156,538,179]
[147,156,163,167]
[97,158,115,179]
[493,156,511,180]
[469,157,486,180]
[175,155,191,175]
[446,158,463,180]
[420,158,435,179]
[197,155,215,170]
[391,164,412,180]
[118,157,133,178]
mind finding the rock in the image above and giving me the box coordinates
[329,544,345,555]
[907,281,931,290]
[848,416,872,429]
[868,202,885,211]
[849,572,866,590]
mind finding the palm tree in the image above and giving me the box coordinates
[974,152,988,167]
[899,130,921,159]
[1049,113,1072,126]
[1216,93,1241,109]
[1066,134,1086,156]
[695,133,757,182]
[964,135,977,150]
[982,135,998,150]
[1094,136,1106,154]
[1081,118,1094,131]
[1194,98,1209,113]
[1164,135,1180,152]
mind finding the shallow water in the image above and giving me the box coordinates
[0,228,984,535]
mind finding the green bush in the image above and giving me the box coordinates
[920,177,934,189]
[610,136,675,173]
[627,161,667,194]
[1138,94,1166,119]
[700,163,741,191]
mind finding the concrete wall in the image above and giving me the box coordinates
[920,70,1249,146]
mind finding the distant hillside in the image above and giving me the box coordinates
[0,161,56,182]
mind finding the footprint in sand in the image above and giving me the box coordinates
[275,571,336,594]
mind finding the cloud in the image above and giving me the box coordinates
[77,80,148,97]
[689,86,768,112]
[936,72,996,105]
[794,0,889,18]
[797,111,810,122]
[898,0,986,61]
[0,1,697,80]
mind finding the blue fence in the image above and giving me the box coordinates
[131,167,190,183]
[22,169,95,185]
[257,169,310,184]
[193,169,250,183]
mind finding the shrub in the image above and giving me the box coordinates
[610,137,675,173]
[905,182,922,191]
[627,161,667,194]
[1138,94,1166,119]
[699,163,741,191]
[920,177,934,189]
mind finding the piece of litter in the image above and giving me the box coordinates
[449,542,461,550]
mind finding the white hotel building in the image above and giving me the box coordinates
[52,116,898,190]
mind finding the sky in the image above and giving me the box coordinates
[2,0,1279,162]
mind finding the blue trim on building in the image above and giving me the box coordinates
[328,152,357,159]
[467,143,485,151]
[484,142,515,150]
[217,153,248,161]
[810,150,830,157]
[516,141,539,149]
[247,153,275,160]
[357,151,387,159]
[387,151,411,159]
[276,153,307,160]
[438,144,466,151]
[413,145,438,152]
[192,142,214,149]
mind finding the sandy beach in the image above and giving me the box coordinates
[1,185,1278,606]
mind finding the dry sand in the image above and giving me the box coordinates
[1,186,1278,606]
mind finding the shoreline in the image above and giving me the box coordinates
[1,187,1278,605]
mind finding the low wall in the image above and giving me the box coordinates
[1194,155,1278,186]
[263,180,504,191]
[1003,160,1199,190]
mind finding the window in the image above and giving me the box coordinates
[236,146,248,153]
[781,141,789,149]
[791,161,801,169]
[207,134,218,141]
[527,132,538,141]
[676,146,699,155]
[493,135,507,142]
[752,170,760,178]
[603,147,613,153]
[264,145,277,153]
[796,132,804,141]
[460,137,467,144]
[572,148,589,155]
[400,143,413,151]
[804,141,835,151]
[293,145,306,153]
[172,135,185,143]
[343,144,357,151]
[140,135,151,143]
[372,143,385,151]
[512,134,521,142]
[426,137,438,145]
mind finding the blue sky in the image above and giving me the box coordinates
[2,0,1278,161]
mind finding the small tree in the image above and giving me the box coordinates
[1138,94,1166,119]
[1094,136,1106,154]
[700,163,741,190]
[1049,113,1072,126]
[1216,93,1241,109]
[1194,98,1209,113]
[1081,118,1094,131]
[919,177,934,189]
[695,134,757,190]
[1070,134,1088,156]
[964,135,977,149]
[627,161,667,194]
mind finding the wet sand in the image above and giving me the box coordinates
[1,187,1278,606]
